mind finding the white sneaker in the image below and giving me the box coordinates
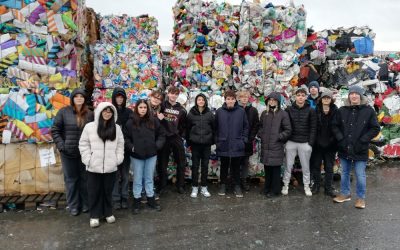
[200,186,211,197]
[90,218,100,228]
[304,186,312,197]
[190,187,198,198]
[106,215,116,224]
[281,185,289,195]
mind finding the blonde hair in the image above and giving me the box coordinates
[237,90,250,98]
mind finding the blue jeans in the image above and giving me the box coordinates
[340,158,367,199]
[131,156,157,199]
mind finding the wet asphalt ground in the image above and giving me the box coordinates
[0,166,399,250]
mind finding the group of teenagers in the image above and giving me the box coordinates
[51,81,380,228]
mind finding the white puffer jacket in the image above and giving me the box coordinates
[79,102,124,173]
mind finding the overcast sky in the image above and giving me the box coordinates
[86,0,400,52]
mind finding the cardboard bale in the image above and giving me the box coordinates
[49,149,64,193]
[20,169,35,195]
[35,145,50,194]
[4,143,20,195]
[20,143,36,171]
[0,145,5,196]
[5,143,20,175]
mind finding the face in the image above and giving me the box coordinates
[168,92,179,103]
[268,98,278,107]
[309,87,319,96]
[321,96,332,105]
[225,96,236,108]
[295,92,306,105]
[196,96,205,108]
[116,95,124,106]
[73,94,85,106]
[150,95,162,107]
[137,103,148,117]
[238,95,249,106]
[349,93,361,105]
[101,107,113,121]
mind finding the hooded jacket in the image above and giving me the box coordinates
[160,100,187,137]
[186,93,215,145]
[215,102,249,157]
[332,96,380,161]
[258,92,292,166]
[52,88,94,158]
[79,102,125,173]
[124,113,166,160]
[111,87,133,128]
[315,101,338,150]
[286,101,317,145]
[243,104,260,156]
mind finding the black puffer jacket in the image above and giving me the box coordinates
[332,98,380,161]
[258,92,292,166]
[52,88,94,158]
[315,102,338,150]
[112,87,133,128]
[244,104,260,156]
[286,102,317,145]
[215,103,249,157]
[124,113,166,160]
[186,93,215,145]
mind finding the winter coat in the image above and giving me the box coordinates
[79,102,124,174]
[124,113,166,160]
[186,93,215,145]
[215,103,249,157]
[111,87,133,128]
[315,102,338,150]
[244,105,260,156]
[332,98,380,161]
[160,100,187,137]
[258,93,292,166]
[286,102,317,146]
[307,94,319,110]
[52,88,94,158]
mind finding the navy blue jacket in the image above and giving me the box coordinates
[215,103,249,157]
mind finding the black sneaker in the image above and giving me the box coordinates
[177,186,185,194]
[218,184,226,196]
[70,208,79,216]
[113,201,121,210]
[234,185,243,198]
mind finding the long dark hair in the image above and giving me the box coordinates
[133,99,154,129]
[97,107,117,142]
[72,95,89,129]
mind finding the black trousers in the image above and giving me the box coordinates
[112,155,130,202]
[311,148,335,191]
[61,154,88,211]
[220,157,241,186]
[87,171,116,218]
[159,135,186,188]
[264,165,281,195]
[191,144,211,187]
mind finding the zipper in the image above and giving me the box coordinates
[103,141,106,173]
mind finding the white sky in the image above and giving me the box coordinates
[86,0,400,51]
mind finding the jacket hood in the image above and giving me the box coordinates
[70,88,87,106]
[344,95,368,107]
[191,93,210,114]
[266,92,281,112]
[94,102,118,125]
[112,87,127,108]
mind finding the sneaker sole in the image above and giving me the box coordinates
[218,193,225,196]
[333,198,351,203]
[355,205,365,209]
[190,195,197,198]
[235,195,243,198]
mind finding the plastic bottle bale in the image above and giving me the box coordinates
[0,145,5,196]
[49,149,64,193]
[4,143,20,195]
[35,144,49,194]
